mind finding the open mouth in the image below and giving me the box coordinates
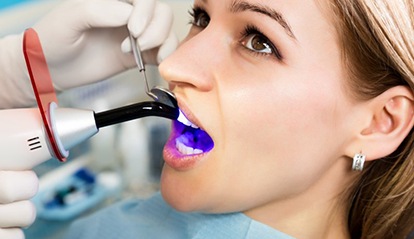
[174,110,214,155]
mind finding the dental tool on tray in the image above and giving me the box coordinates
[0,28,179,171]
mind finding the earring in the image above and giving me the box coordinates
[352,153,366,171]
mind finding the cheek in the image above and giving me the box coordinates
[218,72,348,197]
[223,75,337,154]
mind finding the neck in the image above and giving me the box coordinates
[244,159,354,239]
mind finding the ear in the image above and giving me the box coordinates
[348,86,414,161]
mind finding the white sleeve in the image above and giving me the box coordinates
[0,34,36,109]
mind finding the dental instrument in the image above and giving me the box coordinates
[0,28,179,171]
[128,32,177,109]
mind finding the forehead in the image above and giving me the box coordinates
[196,0,337,42]
[195,0,334,27]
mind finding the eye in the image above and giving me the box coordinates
[240,25,282,60]
[189,7,210,28]
[243,34,273,54]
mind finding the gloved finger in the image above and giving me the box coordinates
[0,228,25,239]
[0,171,38,204]
[122,1,173,52]
[121,37,133,53]
[128,0,156,36]
[157,30,179,64]
[0,201,36,228]
[137,1,174,51]
[76,0,133,29]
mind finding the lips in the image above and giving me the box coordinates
[163,106,214,170]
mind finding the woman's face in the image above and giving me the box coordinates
[159,0,358,218]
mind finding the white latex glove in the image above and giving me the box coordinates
[0,171,38,239]
[120,0,178,63]
[0,0,178,108]
[34,0,178,90]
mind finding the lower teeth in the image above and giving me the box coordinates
[176,139,204,155]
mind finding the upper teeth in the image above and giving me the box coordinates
[177,110,199,129]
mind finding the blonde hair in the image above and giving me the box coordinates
[329,0,414,238]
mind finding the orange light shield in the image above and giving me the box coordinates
[23,28,66,162]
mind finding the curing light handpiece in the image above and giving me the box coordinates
[0,102,179,171]
[3,28,180,172]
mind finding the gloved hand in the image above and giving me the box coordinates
[0,171,38,239]
[0,0,178,108]
[34,0,178,90]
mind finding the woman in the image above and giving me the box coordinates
[66,0,414,238]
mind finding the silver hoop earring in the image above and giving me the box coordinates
[352,153,366,171]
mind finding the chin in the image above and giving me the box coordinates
[159,164,214,213]
[160,175,198,212]
[161,190,195,212]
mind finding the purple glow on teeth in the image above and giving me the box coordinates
[175,112,214,154]
[176,127,214,152]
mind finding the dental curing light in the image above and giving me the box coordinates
[0,28,178,171]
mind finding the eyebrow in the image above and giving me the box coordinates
[229,0,296,40]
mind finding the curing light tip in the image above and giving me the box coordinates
[94,101,179,129]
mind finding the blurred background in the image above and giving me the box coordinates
[0,0,192,238]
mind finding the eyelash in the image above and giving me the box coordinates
[188,6,209,28]
[188,6,283,61]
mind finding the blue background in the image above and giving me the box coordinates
[0,0,33,9]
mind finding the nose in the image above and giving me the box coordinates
[159,29,219,92]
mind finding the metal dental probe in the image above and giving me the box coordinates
[128,33,178,108]
[128,32,156,99]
